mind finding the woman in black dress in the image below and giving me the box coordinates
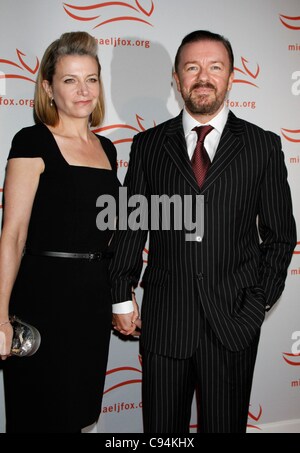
[0,31,120,433]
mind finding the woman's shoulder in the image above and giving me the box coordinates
[9,123,49,159]
[13,123,47,143]
[12,122,47,140]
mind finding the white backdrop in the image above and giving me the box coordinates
[0,0,299,433]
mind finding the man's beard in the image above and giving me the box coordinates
[184,82,224,116]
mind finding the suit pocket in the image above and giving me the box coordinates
[233,285,266,319]
[141,266,169,287]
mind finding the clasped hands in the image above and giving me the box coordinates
[112,294,141,337]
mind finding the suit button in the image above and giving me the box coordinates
[196,273,204,280]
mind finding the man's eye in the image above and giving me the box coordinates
[64,78,75,83]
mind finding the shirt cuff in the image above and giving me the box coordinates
[112,300,134,314]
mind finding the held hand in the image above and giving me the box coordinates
[0,322,13,360]
[131,317,142,337]
[112,312,135,335]
[130,294,142,336]
[112,291,141,336]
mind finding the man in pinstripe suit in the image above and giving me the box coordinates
[110,30,296,433]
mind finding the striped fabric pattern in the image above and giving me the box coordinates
[142,318,260,433]
[110,110,296,357]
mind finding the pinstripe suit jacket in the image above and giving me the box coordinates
[110,111,296,357]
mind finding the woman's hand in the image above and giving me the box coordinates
[112,291,141,336]
[130,293,142,336]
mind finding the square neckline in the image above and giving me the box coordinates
[41,123,113,171]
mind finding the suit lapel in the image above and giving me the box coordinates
[163,111,245,194]
[164,112,200,193]
[201,111,245,193]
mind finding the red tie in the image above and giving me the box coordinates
[191,125,214,188]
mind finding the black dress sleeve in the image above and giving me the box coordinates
[8,125,45,161]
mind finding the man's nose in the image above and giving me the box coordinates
[197,67,209,81]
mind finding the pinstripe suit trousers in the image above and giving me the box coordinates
[142,315,260,433]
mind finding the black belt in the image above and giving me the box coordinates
[25,249,113,261]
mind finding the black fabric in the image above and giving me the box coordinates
[110,111,296,357]
[3,123,120,433]
[142,317,260,433]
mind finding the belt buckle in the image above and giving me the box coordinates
[89,252,102,261]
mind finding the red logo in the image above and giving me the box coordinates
[283,352,300,366]
[293,242,300,255]
[143,247,148,264]
[279,14,300,30]
[63,0,155,28]
[0,49,39,84]
[104,355,142,395]
[281,129,300,143]
[247,405,263,430]
[94,113,156,145]
[233,57,260,88]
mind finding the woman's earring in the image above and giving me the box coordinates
[50,97,54,107]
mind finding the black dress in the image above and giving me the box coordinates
[3,123,120,433]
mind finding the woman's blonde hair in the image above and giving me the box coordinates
[34,31,105,127]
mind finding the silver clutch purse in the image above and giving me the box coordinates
[10,316,41,357]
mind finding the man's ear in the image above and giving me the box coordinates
[173,72,181,94]
[227,71,234,92]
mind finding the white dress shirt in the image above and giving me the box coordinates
[112,105,230,314]
[183,104,229,162]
